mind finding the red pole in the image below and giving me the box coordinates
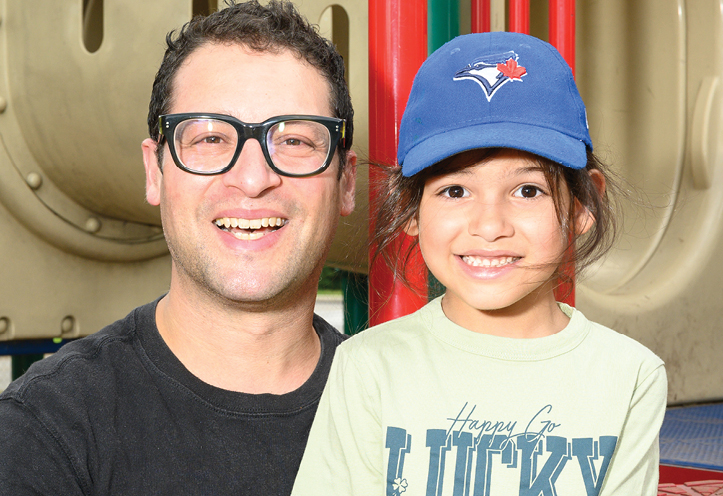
[549,0,575,73]
[509,0,530,34]
[368,0,428,326]
[471,0,491,33]
[549,0,576,305]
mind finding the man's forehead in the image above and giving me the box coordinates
[170,42,334,117]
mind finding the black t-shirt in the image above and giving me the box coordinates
[0,298,347,495]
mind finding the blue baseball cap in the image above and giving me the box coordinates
[398,32,592,176]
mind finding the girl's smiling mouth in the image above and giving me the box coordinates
[460,255,520,268]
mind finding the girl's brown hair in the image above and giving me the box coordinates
[370,148,619,293]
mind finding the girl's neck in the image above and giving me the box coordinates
[440,284,570,339]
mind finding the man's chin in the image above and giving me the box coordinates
[203,273,321,311]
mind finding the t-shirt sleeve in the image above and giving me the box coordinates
[599,363,667,495]
[0,398,86,495]
[292,342,384,496]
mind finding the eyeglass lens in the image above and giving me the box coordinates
[173,118,332,174]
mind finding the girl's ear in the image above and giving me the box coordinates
[574,169,606,235]
[404,216,420,236]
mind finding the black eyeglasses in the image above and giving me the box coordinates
[158,113,346,177]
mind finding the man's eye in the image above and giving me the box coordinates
[515,185,542,198]
[441,185,468,198]
[282,137,315,148]
[189,134,225,146]
[274,136,316,150]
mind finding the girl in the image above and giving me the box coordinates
[292,32,666,496]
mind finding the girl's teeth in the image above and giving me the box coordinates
[462,256,517,267]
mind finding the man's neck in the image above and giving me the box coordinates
[154,284,322,395]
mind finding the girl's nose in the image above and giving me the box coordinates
[467,200,514,242]
[221,138,282,197]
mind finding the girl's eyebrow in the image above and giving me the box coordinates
[508,165,546,177]
[438,163,546,180]
[438,168,476,179]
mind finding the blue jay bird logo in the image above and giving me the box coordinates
[454,50,527,101]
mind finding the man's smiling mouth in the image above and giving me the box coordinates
[214,217,287,240]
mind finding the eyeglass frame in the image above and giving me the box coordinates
[158,112,347,178]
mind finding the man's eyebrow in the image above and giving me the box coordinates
[210,110,237,118]
[188,110,238,119]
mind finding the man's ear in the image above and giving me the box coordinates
[574,169,606,235]
[339,150,357,217]
[142,138,162,207]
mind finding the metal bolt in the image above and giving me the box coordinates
[85,217,101,233]
[60,316,75,335]
[26,172,42,190]
[0,317,9,334]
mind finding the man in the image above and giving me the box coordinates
[0,1,356,494]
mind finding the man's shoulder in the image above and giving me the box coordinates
[313,312,348,348]
[0,299,158,403]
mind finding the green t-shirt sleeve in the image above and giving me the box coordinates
[599,364,667,495]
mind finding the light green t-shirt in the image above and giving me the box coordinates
[292,297,666,496]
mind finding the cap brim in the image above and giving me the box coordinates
[401,121,589,176]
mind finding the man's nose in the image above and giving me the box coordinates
[467,199,514,242]
[221,138,282,196]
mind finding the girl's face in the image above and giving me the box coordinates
[407,149,590,335]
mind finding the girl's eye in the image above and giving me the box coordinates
[440,185,468,198]
[514,185,543,198]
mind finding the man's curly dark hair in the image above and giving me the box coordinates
[147,0,353,173]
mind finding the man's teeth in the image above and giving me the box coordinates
[213,217,285,240]
[462,256,518,268]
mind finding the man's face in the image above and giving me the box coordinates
[142,43,356,309]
